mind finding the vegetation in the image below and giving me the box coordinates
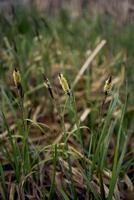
[0,8,134,199]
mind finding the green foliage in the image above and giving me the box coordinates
[0,7,133,199]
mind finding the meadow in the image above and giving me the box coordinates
[0,8,134,200]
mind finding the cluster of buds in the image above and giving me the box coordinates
[13,68,24,98]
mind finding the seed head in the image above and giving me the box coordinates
[58,73,70,95]
[104,76,112,95]
[13,68,21,87]
[13,68,24,98]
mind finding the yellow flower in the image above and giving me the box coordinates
[104,76,112,95]
[13,68,21,87]
[58,73,70,95]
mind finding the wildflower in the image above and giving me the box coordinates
[104,76,112,95]
[58,73,70,95]
[13,68,23,98]
[43,75,54,99]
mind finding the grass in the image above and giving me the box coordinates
[0,7,134,199]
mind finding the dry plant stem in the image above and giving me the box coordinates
[86,63,92,101]
[72,40,106,88]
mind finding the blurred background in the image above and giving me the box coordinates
[0,1,134,199]
[1,0,134,23]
